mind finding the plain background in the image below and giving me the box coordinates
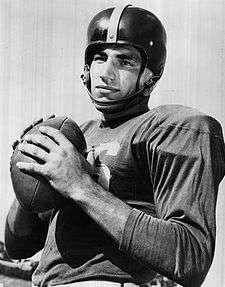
[0,0,224,286]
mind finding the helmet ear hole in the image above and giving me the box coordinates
[139,68,154,89]
[81,64,91,90]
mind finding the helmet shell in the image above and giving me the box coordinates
[85,5,167,80]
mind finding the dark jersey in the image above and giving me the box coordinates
[32,105,225,286]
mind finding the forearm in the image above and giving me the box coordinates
[69,176,213,286]
[5,198,48,259]
[69,174,132,243]
[6,199,38,236]
[119,209,213,287]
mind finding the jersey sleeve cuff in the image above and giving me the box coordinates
[119,208,146,253]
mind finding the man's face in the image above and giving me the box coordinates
[90,46,142,102]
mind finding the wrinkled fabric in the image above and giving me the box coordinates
[31,105,225,287]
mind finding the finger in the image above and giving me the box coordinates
[16,161,44,176]
[45,114,55,120]
[12,139,19,150]
[32,117,43,126]
[18,142,49,163]
[21,117,45,138]
[23,133,58,152]
[20,115,56,140]
[39,126,71,147]
[21,123,34,137]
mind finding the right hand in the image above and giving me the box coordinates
[12,114,55,150]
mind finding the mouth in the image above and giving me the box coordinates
[96,85,120,92]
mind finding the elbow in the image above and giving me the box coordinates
[4,224,43,260]
[176,268,210,287]
[5,247,25,260]
[4,236,38,260]
[4,215,47,260]
[174,241,214,287]
[176,268,211,287]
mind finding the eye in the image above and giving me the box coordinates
[93,54,106,62]
[119,59,133,67]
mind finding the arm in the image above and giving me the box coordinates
[118,115,225,286]
[16,121,225,286]
[5,198,49,259]
[16,127,131,243]
[6,114,55,259]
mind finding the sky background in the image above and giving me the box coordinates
[0,0,225,286]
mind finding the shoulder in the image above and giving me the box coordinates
[128,104,224,149]
[144,104,223,139]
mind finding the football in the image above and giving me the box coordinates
[10,116,87,213]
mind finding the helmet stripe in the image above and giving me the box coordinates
[107,4,131,43]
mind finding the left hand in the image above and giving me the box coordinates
[12,114,55,150]
[17,126,92,199]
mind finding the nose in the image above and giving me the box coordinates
[100,59,116,83]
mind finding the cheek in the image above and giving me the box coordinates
[120,72,138,94]
[89,66,96,83]
[90,63,101,79]
[89,67,99,92]
[89,68,96,94]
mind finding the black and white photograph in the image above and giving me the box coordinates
[0,1,225,286]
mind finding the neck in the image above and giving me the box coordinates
[100,95,149,123]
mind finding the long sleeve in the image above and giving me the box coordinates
[5,198,49,259]
[119,106,225,286]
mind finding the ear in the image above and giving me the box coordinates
[81,64,91,90]
[139,68,154,89]
[81,64,90,85]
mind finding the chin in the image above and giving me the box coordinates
[95,97,114,103]
[92,92,117,102]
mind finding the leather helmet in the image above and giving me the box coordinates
[82,4,167,114]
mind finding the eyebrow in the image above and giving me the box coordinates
[117,54,139,62]
[95,51,140,62]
